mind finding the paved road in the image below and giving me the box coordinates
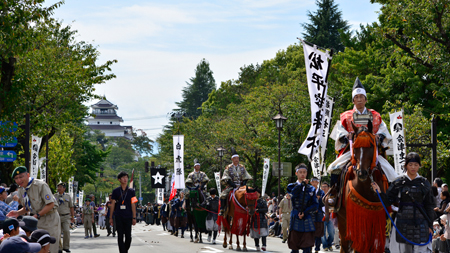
[69,223,338,253]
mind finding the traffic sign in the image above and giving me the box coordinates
[0,136,18,148]
[139,197,143,201]
[0,121,18,132]
[0,121,18,148]
[0,150,17,162]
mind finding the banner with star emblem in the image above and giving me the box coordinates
[298,40,333,161]
[151,167,166,188]
[173,135,185,189]
[390,110,406,175]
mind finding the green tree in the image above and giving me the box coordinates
[302,0,350,51]
[175,58,216,119]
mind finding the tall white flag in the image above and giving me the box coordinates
[68,177,74,203]
[173,135,185,189]
[298,41,333,161]
[311,96,334,177]
[214,172,222,196]
[30,135,42,179]
[261,158,270,197]
[156,188,164,204]
[39,157,46,181]
[390,110,406,175]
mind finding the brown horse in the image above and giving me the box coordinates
[336,122,389,253]
[221,186,259,252]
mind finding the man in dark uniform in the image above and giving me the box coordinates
[310,177,325,253]
[109,171,137,253]
[286,164,318,253]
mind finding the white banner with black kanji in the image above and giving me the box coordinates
[156,188,164,204]
[214,172,221,196]
[173,135,185,189]
[311,96,334,178]
[298,41,333,161]
[30,135,42,179]
[261,158,270,197]
[390,110,406,175]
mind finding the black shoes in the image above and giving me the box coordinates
[63,249,71,253]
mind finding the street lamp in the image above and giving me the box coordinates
[216,146,226,177]
[272,111,287,198]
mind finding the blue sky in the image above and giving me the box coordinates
[46,0,381,142]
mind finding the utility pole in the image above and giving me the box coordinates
[139,171,142,205]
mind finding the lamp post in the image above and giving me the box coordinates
[272,111,287,197]
[216,146,225,177]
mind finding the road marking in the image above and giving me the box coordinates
[199,246,223,253]
[132,232,154,248]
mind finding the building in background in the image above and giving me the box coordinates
[87,99,133,140]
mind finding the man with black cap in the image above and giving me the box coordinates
[54,182,74,252]
[219,148,252,216]
[30,229,57,253]
[7,166,61,253]
[326,78,397,205]
[205,188,219,244]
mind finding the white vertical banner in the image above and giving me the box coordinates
[156,188,164,204]
[311,96,334,178]
[311,152,321,178]
[214,172,221,196]
[390,110,406,175]
[173,135,185,189]
[79,190,84,207]
[261,158,270,197]
[298,41,332,161]
[30,135,42,179]
[68,177,74,203]
[39,157,46,181]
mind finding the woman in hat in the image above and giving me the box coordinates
[372,152,435,253]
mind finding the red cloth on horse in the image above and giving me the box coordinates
[340,108,382,134]
[230,194,250,236]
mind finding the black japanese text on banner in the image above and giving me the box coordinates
[311,96,334,178]
[214,172,221,196]
[173,135,185,189]
[298,41,333,161]
[31,135,42,178]
[390,110,406,175]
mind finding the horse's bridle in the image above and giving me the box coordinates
[351,128,378,181]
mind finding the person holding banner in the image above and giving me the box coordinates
[185,160,210,199]
[54,182,75,252]
[287,164,318,253]
[109,171,137,253]
[7,166,61,253]
[327,77,397,204]
[219,148,253,216]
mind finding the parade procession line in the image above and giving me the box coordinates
[69,223,330,253]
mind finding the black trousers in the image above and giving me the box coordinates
[106,215,116,235]
[115,215,133,253]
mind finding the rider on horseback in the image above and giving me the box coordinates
[327,77,397,206]
[185,159,210,202]
[219,148,253,216]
